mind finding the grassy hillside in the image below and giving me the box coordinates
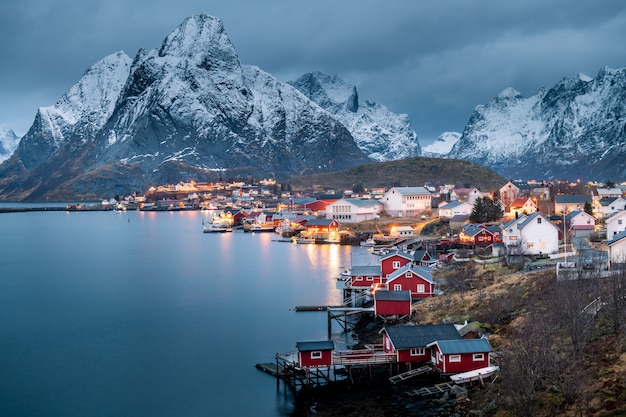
[284,156,506,193]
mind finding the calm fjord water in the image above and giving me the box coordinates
[0,210,362,417]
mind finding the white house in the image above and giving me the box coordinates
[606,211,626,240]
[326,198,383,223]
[501,212,559,256]
[566,210,596,237]
[438,201,473,219]
[607,230,626,269]
[508,197,537,217]
[389,225,414,238]
[382,187,432,217]
[594,197,626,220]
[554,194,593,215]
[450,187,484,205]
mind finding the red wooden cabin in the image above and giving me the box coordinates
[381,324,461,364]
[427,338,493,374]
[385,264,436,300]
[296,340,334,368]
[373,290,412,317]
[349,265,384,288]
[380,250,414,279]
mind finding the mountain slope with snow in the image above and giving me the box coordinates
[449,67,626,181]
[0,128,19,163]
[0,14,368,201]
[289,72,421,161]
[421,132,461,157]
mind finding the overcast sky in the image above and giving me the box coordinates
[1,1,626,145]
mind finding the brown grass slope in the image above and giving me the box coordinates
[284,156,506,192]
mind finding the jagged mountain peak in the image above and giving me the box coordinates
[0,15,369,201]
[421,132,461,157]
[289,71,420,162]
[0,128,19,163]
[449,65,626,181]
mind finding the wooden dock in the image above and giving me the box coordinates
[255,362,283,376]
[388,364,435,384]
[407,381,458,397]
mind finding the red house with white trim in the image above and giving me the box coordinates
[296,340,334,368]
[459,224,496,246]
[349,265,384,288]
[381,324,461,364]
[380,250,414,280]
[386,264,436,300]
[427,338,493,374]
[374,290,412,317]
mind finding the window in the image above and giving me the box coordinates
[394,284,402,291]
[406,271,413,278]
[537,217,542,224]
[356,276,363,281]
[392,261,401,269]
[449,355,461,362]
[527,242,534,249]
[366,276,373,281]
[410,348,425,356]
[311,351,322,359]
[473,353,484,361]
[417,284,425,293]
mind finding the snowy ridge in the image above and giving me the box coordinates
[421,132,461,157]
[289,71,421,161]
[449,66,626,180]
[0,127,19,163]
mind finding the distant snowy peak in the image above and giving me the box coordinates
[0,127,19,162]
[421,132,461,157]
[449,65,626,180]
[289,71,421,161]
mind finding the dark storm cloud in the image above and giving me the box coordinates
[1,0,626,144]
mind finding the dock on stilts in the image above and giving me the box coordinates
[388,364,435,384]
[406,381,459,397]
[294,305,375,335]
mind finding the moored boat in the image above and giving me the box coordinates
[449,366,499,384]
[203,223,232,233]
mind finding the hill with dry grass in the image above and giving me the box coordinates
[284,156,506,193]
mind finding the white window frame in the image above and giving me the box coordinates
[417,284,425,293]
[311,351,322,359]
[393,284,402,291]
[473,353,484,361]
[392,261,401,269]
[406,271,413,278]
[410,348,425,356]
[449,355,461,363]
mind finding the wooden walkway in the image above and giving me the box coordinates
[388,364,435,384]
[406,381,458,397]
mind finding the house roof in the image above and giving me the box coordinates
[304,218,337,226]
[382,324,461,349]
[518,211,556,230]
[598,197,619,206]
[381,249,413,261]
[350,265,382,276]
[427,338,493,354]
[374,290,411,302]
[449,214,470,223]
[607,229,626,246]
[281,197,317,205]
[512,180,534,190]
[413,250,430,262]
[387,263,434,283]
[388,187,431,196]
[344,198,383,207]
[296,340,334,352]
[510,197,531,208]
[439,201,471,209]
[461,224,493,237]
[555,194,592,204]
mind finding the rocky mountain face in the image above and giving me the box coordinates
[0,128,19,163]
[289,72,421,162]
[0,14,369,201]
[448,67,626,181]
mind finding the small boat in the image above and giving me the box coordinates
[449,366,499,384]
[337,267,351,281]
[249,223,275,233]
[203,223,232,233]
[360,238,376,247]
[293,236,315,244]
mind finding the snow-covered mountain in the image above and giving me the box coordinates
[289,72,421,161]
[421,132,461,157]
[449,68,626,181]
[0,128,19,163]
[0,14,368,201]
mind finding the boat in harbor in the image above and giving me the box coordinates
[247,223,275,233]
[203,223,232,233]
[449,366,499,384]
[293,235,315,244]
[360,238,376,247]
